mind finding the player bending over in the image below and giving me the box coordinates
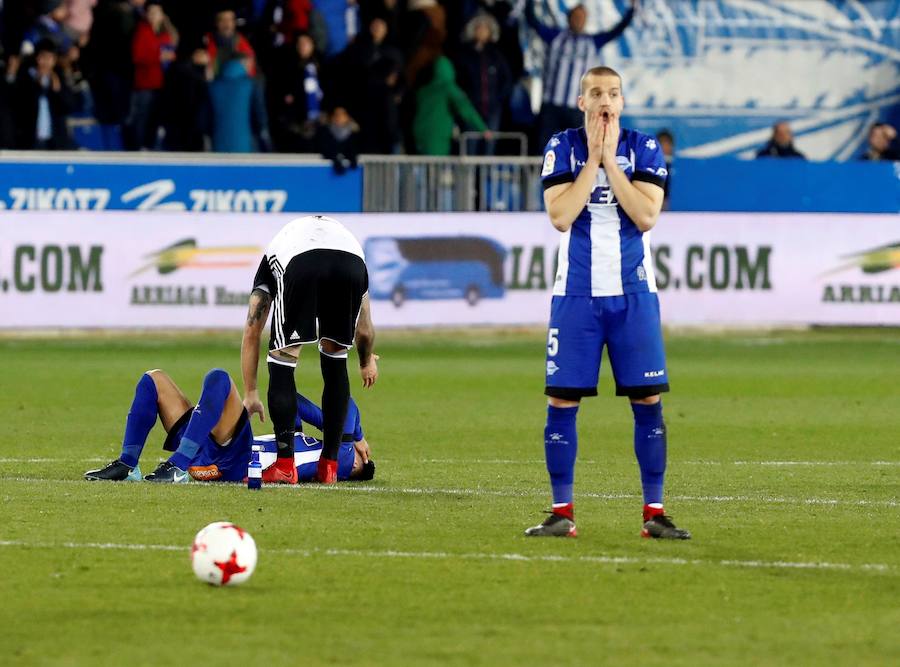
[84,368,375,484]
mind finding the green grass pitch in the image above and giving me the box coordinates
[1,328,898,666]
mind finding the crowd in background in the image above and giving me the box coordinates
[0,0,537,160]
[0,0,897,166]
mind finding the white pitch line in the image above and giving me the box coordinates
[2,458,899,467]
[0,539,890,574]
[1,476,897,508]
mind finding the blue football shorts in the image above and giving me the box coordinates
[544,293,669,399]
[164,408,254,482]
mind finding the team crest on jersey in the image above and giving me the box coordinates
[548,137,560,148]
[645,139,657,150]
[546,360,560,376]
[637,266,647,281]
[542,150,556,176]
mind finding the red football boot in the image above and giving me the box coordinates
[261,457,298,484]
[316,458,338,484]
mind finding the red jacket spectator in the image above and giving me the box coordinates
[132,19,175,91]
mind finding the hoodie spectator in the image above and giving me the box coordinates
[413,55,486,155]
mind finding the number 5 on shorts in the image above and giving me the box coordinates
[547,328,559,357]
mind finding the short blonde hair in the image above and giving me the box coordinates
[580,66,622,93]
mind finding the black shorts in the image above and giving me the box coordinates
[269,249,368,350]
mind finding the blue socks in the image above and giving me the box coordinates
[119,373,159,468]
[169,369,231,470]
[632,401,667,505]
[544,405,579,506]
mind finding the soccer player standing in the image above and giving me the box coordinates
[525,66,690,539]
[241,215,378,484]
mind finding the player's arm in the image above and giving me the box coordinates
[241,288,271,421]
[600,115,665,232]
[604,166,664,232]
[590,3,635,50]
[355,294,379,388]
[543,113,604,232]
[524,0,562,43]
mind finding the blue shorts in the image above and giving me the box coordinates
[545,293,669,399]
[165,409,254,482]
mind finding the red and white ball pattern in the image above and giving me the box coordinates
[191,522,257,586]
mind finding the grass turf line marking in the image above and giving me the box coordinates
[0,539,890,574]
[1,476,897,508]
[3,458,900,467]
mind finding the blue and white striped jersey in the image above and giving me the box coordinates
[526,6,635,109]
[541,127,668,297]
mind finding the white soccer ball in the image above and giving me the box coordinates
[190,521,257,586]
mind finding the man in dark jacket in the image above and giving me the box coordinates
[756,121,805,159]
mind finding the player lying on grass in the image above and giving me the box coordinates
[84,368,375,484]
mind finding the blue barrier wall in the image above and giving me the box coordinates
[669,158,900,213]
[0,156,362,212]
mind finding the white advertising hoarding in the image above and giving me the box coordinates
[0,211,897,329]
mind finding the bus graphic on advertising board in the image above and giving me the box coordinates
[365,236,506,307]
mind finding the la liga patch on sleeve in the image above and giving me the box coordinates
[542,150,556,176]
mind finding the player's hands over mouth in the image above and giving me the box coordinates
[586,110,605,164]
[243,390,266,422]
[600,110,620,168]
[360,354,379,388]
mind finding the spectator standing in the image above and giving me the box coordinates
[13,38,73,149]
[269,31,322,153]
[526,0,635,151]
[412,55,487,155]
[159,46,210,152]
[860,122,900,161]
[358,54,402,154]
[209,55,254,152]
[333,15,402,121]
[455,12,512,137]
[756,120,805,159]
[129,0,177,149]
[205,8,256,79]
[84,0,141,149]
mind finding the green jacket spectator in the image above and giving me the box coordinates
[413,56,486,155]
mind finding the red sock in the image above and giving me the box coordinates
[552,502,574,521]
[643,503,665,522]
[316,457,338,484]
